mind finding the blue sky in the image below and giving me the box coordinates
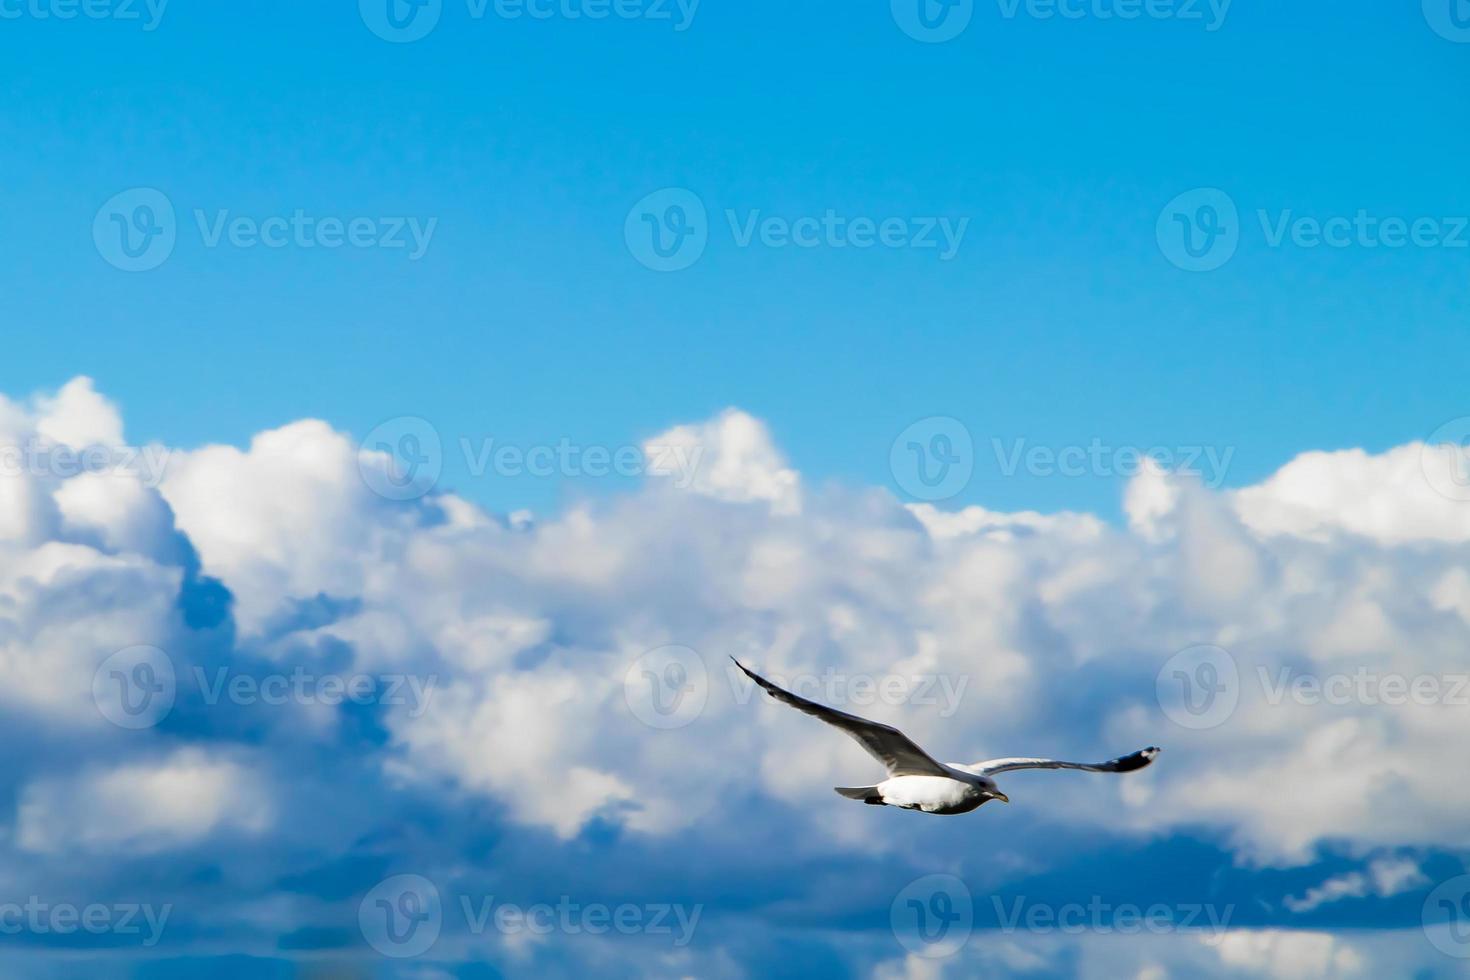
[4,3,1470,979]
[5,0,1469,519]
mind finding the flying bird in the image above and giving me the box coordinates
[732,659,1159,815]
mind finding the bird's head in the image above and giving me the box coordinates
[977,777,1009,805]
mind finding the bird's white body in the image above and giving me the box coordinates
[875,771,990,814]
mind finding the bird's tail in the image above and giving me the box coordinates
[834,786,884,805]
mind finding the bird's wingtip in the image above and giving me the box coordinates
[1112,746,1162,772]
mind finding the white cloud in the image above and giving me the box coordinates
[644,407,801,514]
[1,377,1468,880]
[17,748,273,855]
[1211,929,1364,978]
[1284,858,1428,913]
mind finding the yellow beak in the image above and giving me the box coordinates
[992,792,1010,804]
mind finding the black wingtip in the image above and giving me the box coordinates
[1113,746,1162,772]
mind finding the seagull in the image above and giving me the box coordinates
[732,659,1159,815]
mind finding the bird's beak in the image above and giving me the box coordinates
[991,792,1009,804]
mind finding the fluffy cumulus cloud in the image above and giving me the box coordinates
[0,379,1467,978]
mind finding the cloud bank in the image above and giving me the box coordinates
[0,377,1466,977]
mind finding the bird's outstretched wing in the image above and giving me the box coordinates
[971,747,1161,777]
[732,659,951,778]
